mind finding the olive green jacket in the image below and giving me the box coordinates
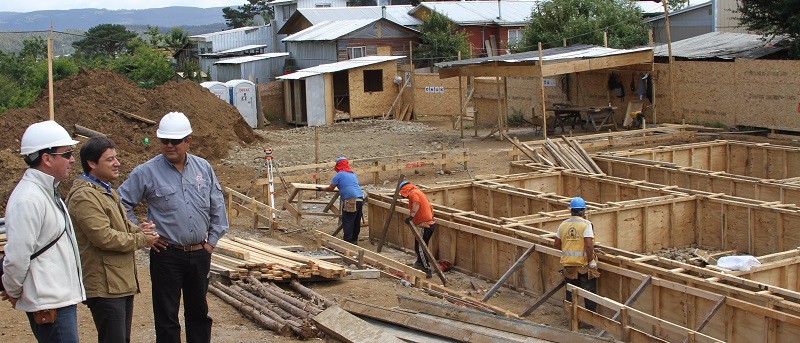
[67,177,149,298]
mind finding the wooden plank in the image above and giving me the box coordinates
[312,305,404,343]
[110,108,156,125]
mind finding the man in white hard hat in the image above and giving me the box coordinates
[554,196,599,329]
[2,120,85,342]
[119,112,228,343]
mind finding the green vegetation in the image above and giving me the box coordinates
[736,0,800,56]
[223,0,273,28]
[515,0,650,52]
[508,108,527,127]
[415,11,471,67]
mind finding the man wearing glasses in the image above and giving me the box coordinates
[2,120,85,342]
[119,112,228,343]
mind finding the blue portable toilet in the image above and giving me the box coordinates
[224,79,258,128]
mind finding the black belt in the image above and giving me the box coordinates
[168,241,205,252]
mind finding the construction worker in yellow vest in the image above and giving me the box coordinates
[554,196,599,319]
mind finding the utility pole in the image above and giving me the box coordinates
[47,21,54,120]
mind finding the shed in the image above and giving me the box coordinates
[282,18,418,69]
[213,53,290,83]
[277,5,421,35]
[436,45,653,139]
[277,55,405,126]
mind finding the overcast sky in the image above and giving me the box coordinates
[4,1,245,13]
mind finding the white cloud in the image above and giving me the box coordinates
[4,1,245,13]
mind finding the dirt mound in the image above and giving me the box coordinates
[0,68,258,212]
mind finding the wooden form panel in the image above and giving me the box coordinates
[367,193,800,342]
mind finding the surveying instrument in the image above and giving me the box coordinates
[262,147,279,218]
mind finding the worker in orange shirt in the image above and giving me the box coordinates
[399,181,437,277]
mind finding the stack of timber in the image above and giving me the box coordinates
[537,137,603,174]
[209,276,334,339]
[210,237,348,281]
[0,233,6,254]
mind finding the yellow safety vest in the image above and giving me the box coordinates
[558,217,591,266]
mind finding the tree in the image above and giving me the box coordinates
[72,24,138,58]
[113,45,173,89]
[415,12,471,68]
[20,36,47,60]
[164,27,190,51]
[736,0,800,55]
[145,25,163,46]
[516,0,649,52]
[223,0,273,29]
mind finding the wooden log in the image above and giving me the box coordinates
[74,124,106,138]
[208,284,290,336]
[312,305,404,343]
[110,108,156,125]
[482,243,536,301]
[405,220,447,286]
[290,279,336,308]
[376,175,405,252]
[239,279,321,317]
[519,279,566,317]
[231,284,297,321]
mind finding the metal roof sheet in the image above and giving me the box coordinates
[190,26,265,41]
[412,1,537,25]
[214,53,290,65]
[643,0,711,23]
[436,45,652,68]
[282,19,378,42]
[296,5,421,26]
[277,55,405,80]
[654,32,786,60]
[201,44,268,57]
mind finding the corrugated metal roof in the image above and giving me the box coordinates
[296,5,421,26]
[277,55,405,80]
[654,32,786,60]
[412,1,537,25]
[190,26,265,41]
[214,53,290,65]
[643,0,711,23]
[436,45,652,67]
[201,44,268,57]
[282,19,378,42]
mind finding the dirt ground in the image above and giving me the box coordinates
[0,117,594,342]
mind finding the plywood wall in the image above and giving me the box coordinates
[412,72,461,117]
[258,80,285,121]
[347,61,400,118]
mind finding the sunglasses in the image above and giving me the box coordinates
[160,138,185,146]
[47,150,74,159]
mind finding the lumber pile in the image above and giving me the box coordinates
[0,232,6,254]
[537,137,604,174]
[209,276,334,339]
[210,237,348,281]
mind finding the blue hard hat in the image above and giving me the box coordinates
[569,196,586,209]
[399,181,410,188]
[335,155,347,162]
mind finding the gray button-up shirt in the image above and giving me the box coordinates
[118,153,228,246]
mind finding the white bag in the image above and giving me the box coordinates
[716,255,761,271]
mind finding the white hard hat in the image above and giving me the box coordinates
[20,120,79,156]
[157,112,193,139]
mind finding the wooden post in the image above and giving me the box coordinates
[495,76,502,139]
[503,77,509,139]
[538,42,547,140]
[603,31,608,47]
[563,38,567,47]
[570,287,579,331]
[458,51,464,139]
[481,244,536,301]
[598,275,652,337]
[314,126,320,198]
[47,22,54,121]
[376,176,406,253]
[662,0,677,122]
[620,307,629,341]
[372,161,380,185]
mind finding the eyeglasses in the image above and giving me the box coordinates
[160,138,185,146]
[47,150,73,159]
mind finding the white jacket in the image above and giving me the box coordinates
[2,168,85,312]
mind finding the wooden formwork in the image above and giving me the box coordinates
[367,170,800,342]
[600,140,800,180]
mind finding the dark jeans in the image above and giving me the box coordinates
[26,304,79,343]
[85,296,134,343]
[414,223,437,269]
[150,248,212,343]
[565,272,598,312]
[341,199,363,244]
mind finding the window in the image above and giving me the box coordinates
[347,46,366,59]
[315,3,331,7]
[281,6,291,21]
[508,29,522,46]
[363,69,383,92]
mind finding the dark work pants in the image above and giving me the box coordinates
[565,272,598,312]
[85,296,134,343]
[414,223,437,269]
[150,248,212,343]
[341,199,363,244]
[26,304,79,343]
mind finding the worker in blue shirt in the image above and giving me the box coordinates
[118,112,228,343]
[318,156,363,244]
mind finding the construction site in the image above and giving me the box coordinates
[2,39,800,343]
